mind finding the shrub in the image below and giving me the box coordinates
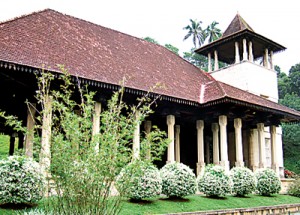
[116,161,162,200]
[0,156,45,204]
[198,165,231,197]
[284,169,297,179]
[255,168,281,196]
[230,167,256,196]
[288,177,300,197]
[160,162,196,198]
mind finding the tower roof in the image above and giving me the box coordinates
[222,13,254,37]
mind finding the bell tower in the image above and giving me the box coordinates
[196,13,286,103]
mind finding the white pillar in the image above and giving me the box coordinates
[211,123,219,165]
[235,42,240,64]
[248,41,254,62]
[92,102,101,152]
[133,111,141,160]
[214,50,219,71]
[144,120,152,160]
[249,129,259,171]
[234,118,244,167]
[257,123,266,168]
[40,96,52,190]
[196,120,205,175]
[219,115,229,171]
[208,52,212,72]
[264,48,269,69]
[270,125,279,176]
[25,103,36,157]
[167,115,175,163]
[175,125,180,162]
[243,38,248,61]
[270,50,274,71]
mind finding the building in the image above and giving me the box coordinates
[0,9,299,177]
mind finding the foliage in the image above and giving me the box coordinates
[0,156,45,204]
[288,177,300,197]
[255,168,281,196]
[230,167,256,196]
[183,19,206,48]
[143,37,159,45]
[160,162,197,198]
[183,49,209,71]
[116,160,162,200]
[165,44,179,55]
[284,169,297,179]
[0,135,9,159]
[197,165,231,197]
[205,21,222,43]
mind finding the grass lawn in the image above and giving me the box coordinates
[1,194,299,215]
[0,135,9,159]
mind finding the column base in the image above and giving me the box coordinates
[213,161,220,165]
[196,162,206,176]
[259,162,266,169]
[220,160,230,172]
[251,165,259,172]
[272,163,280,176]
[235,161,244,167]
[166,160,176,164]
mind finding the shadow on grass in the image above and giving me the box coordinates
[204,196,227,200]
[128,199,154,205]
[160,196,191,202]
[0,203,37,210]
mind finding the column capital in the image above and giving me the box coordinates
[196,120,204,129]
[257,123,264,132]
[234,118,242,129]
[166,115,175,126]
[219,115,227,126]
[175,125,180,134]
[270,125,276,134]
[211,122,219,132]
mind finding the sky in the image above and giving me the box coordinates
[0,0,298,73]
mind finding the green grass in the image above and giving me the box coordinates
[2,194,299,215]
[0,135,9,159]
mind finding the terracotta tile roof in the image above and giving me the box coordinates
[222,13,254,38]
[0,9,299,120]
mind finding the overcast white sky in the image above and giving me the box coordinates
[0,0,299,72]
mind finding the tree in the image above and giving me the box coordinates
[143,37,159,45]
[205,21,222,43]
[183,19,206,48]
[164,44,179,55]
[183,49,208,70]
[289,63,300,96]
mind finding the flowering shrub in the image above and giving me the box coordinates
[0,156,45,204]
[288,177,300,197]
[230,167,256,196]
[284,169,297,179]
[255,168,281,196]
[160,162,196,198]
[198,165,231,197]
[116,161,162,200]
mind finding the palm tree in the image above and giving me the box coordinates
[183,19,206,48]
[205,21,222,43]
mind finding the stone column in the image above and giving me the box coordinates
[249,129,259,171]
[235,42,240,64]
[208,52,212,72]
[248,41,254,62]
[92,102,101,152]
[219,115,229,171]
[25,104,36,157]
[9,134,16,156]
[212,123,220,165]
[214,50,219,71]
[257,123,266,168]
[196,120,205,175]
[144,120,152,160]
[263,48,269,69]
[40,96,53,181]
[175,125,180,162]
[270,51,274,71]
[234,118,244,167]
[132,111,140,160]
[205,137,210,164]
[167,115,175,163]
[243,39,248,61]
[270,125,279,175]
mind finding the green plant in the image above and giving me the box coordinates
[230,167,256,196]
[198,165,231,197]
[288,177,300,197]
[116,160,162,200]
[160,162,197,198]
[0,156,45,204]
[255,168,281,196]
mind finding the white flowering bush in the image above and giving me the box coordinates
[0,156,45,204]
[255,168,281,196]
[198,165,231,197]
[116,160,162,200]
[230,167,256,196]
[160,162,196,198]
